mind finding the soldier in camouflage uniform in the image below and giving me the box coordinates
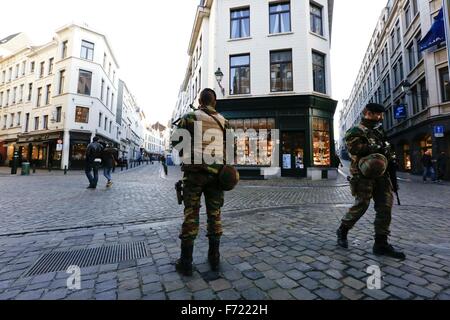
[337,103,405,260]
[173,88,230,276]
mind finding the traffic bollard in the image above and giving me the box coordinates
[64,166,67,175]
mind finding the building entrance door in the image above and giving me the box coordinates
[281,131,307,177]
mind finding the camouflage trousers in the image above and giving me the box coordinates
[179,172,224,245]
[341,175,393,236]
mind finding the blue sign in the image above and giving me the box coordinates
[434,125,445,137]
[394,104,407,119]
[419,8,446,51]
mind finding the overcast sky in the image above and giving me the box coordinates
[1,0,387,138]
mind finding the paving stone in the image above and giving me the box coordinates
[163,280,185,292]
[275,277,299,289]
[407,284,436,299]
[314,288,342,300]
[222,270,243,281]
[209,279,232,292]
[320,278,343,290]
[167,289,192,300]
[384,286,413,299]
[242,270,264,281]
[363,288,389,300]
[298,278,320,291]
[232,278,253,291]
[95,280,117,293]
[305,271,327,280]
[142,292,166,300]
[285,269,306,281]
[142,282,163,294]
[217,289,241,300]
[41,288,69,300]
[95,291,118,300]
[342,277,366,290]
[341,287,364,300]
[186,278,209,292]
[289,287,317,300]
[0,290,21,300]
[192,289,216,300]
[241,287,268,300]
[118,289,142,300]
[254,278,277,291]
[401,274,428,286]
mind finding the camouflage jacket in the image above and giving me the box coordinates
[175,106,230,175]
[345,118,393,176]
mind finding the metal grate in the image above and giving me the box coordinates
[24,242,148,277]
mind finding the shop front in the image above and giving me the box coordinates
[390,117,450,179]
[217,95,337,179]
[15,132,64,169]
[69,132,91,169]
[0,141,7,166]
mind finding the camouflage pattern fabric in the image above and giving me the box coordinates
[358,153,388,178]
[342,175,393,236]
[179,172,224,244]
[342,118,394,236]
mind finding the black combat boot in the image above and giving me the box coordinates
[336,225,349,249]
[373,235,406,260]
[175,242,194,276]
[208,238,220,271]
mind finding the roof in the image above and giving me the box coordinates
[152,122,166,131]
[0,33,20,45]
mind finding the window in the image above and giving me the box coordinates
[46,84,51,105]
[229,118,275,166]
[43,115,48,129]
[439,67,450,102]
[77,70,92,95]
[48,58,54,74]
[415,33,422,62]
[230,54,250,95]
[106,87,110,106]
[103,53,107,68]
[59,70,65,94]
[111,93,114,108]
[109,120,112,133]
[30,61,35,73]
[12,87,17,104]
[34,117,39,130]
[6,89,9,106]
[108,63,111,77]
[10,113,14,127]
[56,107,62,123]
[37,87,42,107]
[15,64,19,78]
[407,42,415,71]
[270,50,293,92]
[405,2,411,28]
[269,2,291,34]
[312,51,326,94]
[412,0,418,16]
[2,71,5,83]
[199,35,202,57]
[230,8,250,39]
[25,113,29,132]
[312,118,331,166]
[99,112,102,127]
[8,67,12,81]
[17,112,21,126]
[40,62,45,78]
[399,58,404,82]
[419,78,428,110]
[101,79,105,101]
[62,41,68,59]
[28,83,33,101]
[0,92,3,107]
[199,68,202,91]
[310,3,323,36]
[3,115,6,129]
[104,117,108,130]
[19,84,24,102]
[81,40,94,60]
[75,106,89,123]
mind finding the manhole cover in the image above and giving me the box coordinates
[24,242,148,277]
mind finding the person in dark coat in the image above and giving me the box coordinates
[421,150,436,182]
[102,144,118,187]
[437,152,448,182]
[85,137,104,189]
[161,155,168,175]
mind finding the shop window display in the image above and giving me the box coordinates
[403,144,411,170]
[312,117,331,166]
[228,118,275,166]
[72,143,87,161]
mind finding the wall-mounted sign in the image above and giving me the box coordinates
[282,154,291,169]
[394,104,407,120]
[434,125,445,138]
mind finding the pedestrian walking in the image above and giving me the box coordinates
[85,137,104,189]
[103,144,118,188]
[336,103,405,260]
[161,155,168,176]
[421,149,436,182]
[172,88,239,276]
[437,151,448,182]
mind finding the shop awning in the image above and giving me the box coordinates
[419,8,446,51]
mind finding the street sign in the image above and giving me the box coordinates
[56,144,63,151]
[394,104,407,120]
[434,125,445,138]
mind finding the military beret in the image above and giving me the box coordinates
[365,103,385,113]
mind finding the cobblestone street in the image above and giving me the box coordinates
[0,163,449,300]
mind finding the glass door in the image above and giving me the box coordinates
[281,131,306,177]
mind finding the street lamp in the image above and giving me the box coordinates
[401,80,411,94]
[215,68,225,96]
